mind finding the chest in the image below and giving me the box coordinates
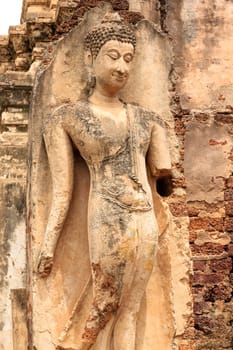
[65,104,151,163]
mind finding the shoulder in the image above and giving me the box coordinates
[44,102,75,123]
[44,100,89,125]
[51,99,89,117]
[127,103,165,128]
[42,102,75,135]
[52,102,78,118]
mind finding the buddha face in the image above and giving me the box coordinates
[92,40,135,96]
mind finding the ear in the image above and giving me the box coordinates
[84,49,93,66]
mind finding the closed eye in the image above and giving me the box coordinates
[124,54,133,63]
[106,50,120,60]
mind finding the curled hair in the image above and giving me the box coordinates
[84,12,136,58]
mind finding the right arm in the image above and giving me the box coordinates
[37,123,74,277]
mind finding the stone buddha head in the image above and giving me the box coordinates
[84,13,137,96]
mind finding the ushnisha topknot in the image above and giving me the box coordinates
[84,12,136,58]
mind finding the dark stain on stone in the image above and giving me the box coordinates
[4,183,26,215]
[82,261,124,343]
[0,183,26,291]
[12,288,27,311]
[158,0,168,32]
[54,1,143,38]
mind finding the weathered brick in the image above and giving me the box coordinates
[207,218,224,231]
[189,217,209,230]
[224,189,233,201]
[228,148,233,161]
[214,114,233,124]
[225,217,233,232]
[193,273,224,285]
[192,285,204,295]
[73,0,130,11]
[209,138,227,146]
[172,177,186,188]
[227,244,233,256]
[194,316,212,334]
[194,301,210,314]
[179,343,195,350]
[193,260,207,272]
[189,230,197,243]
[175,119,185,135]
[195,315,228,335]
[191,243,225,255]
[183,327,195,340]
[204,284,232,301]
[195,113,209,122]
[189,217,223,231]
[230,273,233,285]
[225,201,233,216]
[114,10,144,24]
[226,176,233,188]
[187,206,199,217]
[111,0,129,10]
[209,258,232,272]
[230,233,233,243]
[169,202,188,216]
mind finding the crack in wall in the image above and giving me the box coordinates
[158,0,168,31]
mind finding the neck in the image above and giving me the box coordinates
[89,89,122,109]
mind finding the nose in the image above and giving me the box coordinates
[116,58,129,75]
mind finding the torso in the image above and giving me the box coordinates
[47,100,159,212]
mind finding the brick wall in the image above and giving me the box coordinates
[188,114,233,350]
[1,1,233,349]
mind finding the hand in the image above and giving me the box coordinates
[37,251,54,278]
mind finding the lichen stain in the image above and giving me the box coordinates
[82,262,123,343]
[118,234,137,262]
[0,183,25,303]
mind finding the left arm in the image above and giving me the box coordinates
[147,118,173,196]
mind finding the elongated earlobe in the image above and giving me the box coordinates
[84,49,93,66]
[85,67,96,96]
[84,49,96,96]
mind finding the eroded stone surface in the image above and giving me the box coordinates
[3,0,232,349]
[27,5,189,350]
[169,0,233,111]
[185,118,232,203]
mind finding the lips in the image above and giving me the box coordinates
[112,73,128,81]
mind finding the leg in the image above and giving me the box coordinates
[82,199,157,349]
[92,317,115,350]
[81,268,118,344]
[82,241,137,345]
[82,200,136,346]
[113,212,158,350]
